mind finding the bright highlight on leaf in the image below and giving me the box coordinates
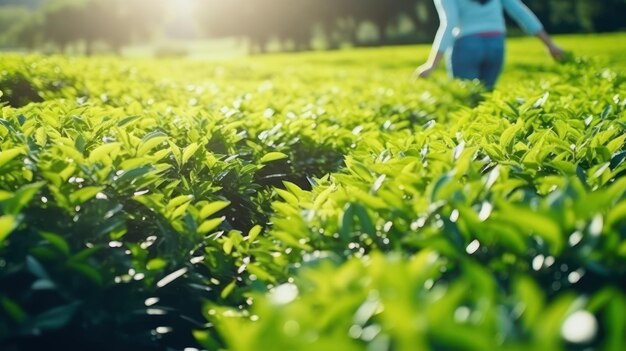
[561,310,598,344]
[198,217,225,234]
[259,152,288,163]
[0,148,23,168]
[156,268,188,288]
[0,215,19,244]
[200,201,230,219]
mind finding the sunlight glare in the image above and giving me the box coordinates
[167,0,197,19]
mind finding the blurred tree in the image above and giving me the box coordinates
[38,0,164,54]
[0,6,31,46]
[356,0,410,45]
[80,0,164,55]
[590,0,626,32]
[5,14,44,50]
[525,0,626,33]
[196,0,429,52]
[316,0,436,47]
[41,0,85,53]
[197,0,316,53]
[416,0,440,41]
[315,0,355,49]
[524,0,553,31]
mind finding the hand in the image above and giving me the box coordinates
[536,31,566,62]
[414,63,436,79]
[547,43,566,61]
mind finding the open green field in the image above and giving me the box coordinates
[1,33,626,350]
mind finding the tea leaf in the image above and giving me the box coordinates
[198,217,225,234]
[200,201,230,219]
[0,148,23,168]
[0,215,19,244]
[88,142,121,163]
[69,186,104,205]
[182,142,200,165]
[259,152,288,163]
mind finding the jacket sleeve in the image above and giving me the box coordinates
[501,0,543,35]
[432,0,460,53]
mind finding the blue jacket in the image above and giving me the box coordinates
[433,0,543,53]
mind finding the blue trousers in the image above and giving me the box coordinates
[448,34,505,89]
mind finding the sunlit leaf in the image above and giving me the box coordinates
[182,142,200,165]
[88,142,121,164]
[220,280,237,299]
[1,182,45,215]
[200,201,230,219]
[198,217,225,234]
[259,152,288,163]
[137,135,168,156]
[147,258,168,271]
[0,148,23,168]
[274,188,299,206]
[0,215,19,244]
[515,276,545,330]
[495,202,563,254]
[69,186,105,205]
[223,238,234,255]
[247,225,262,242]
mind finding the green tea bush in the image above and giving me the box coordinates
[210,252,626,351]
[1,35,625,350]
[205,48,626,351]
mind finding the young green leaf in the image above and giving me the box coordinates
[200,201,230,219]
[69,186,105,205]
[88,143,121,164]
[247,225,262,242]
[198,217,225,234]
[182,142,200,165]
[0,215,19,244]
[0,148,23,168]
[259,152,288,163]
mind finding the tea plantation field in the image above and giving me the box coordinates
[1,33,625,351]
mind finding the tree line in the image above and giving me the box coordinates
[0,0,624,54]
[0,0,161,54]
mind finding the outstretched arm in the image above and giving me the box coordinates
[502,0,565,60]
[535,29,566,60]
[416,0,459,78]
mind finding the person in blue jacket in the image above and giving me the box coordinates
[416,0,565,89]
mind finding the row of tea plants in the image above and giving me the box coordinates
[1,38,626,350]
